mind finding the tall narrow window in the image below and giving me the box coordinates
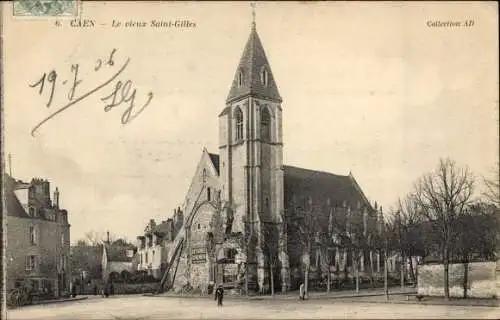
[26,255,36,271]
[29,226,37,245]
[202,168,207,183]
[238,70,244,87]
[207,187,211,201]
[261,107,271,141]
[261,67,269,86]
[234,107,243,141]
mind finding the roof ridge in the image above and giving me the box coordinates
[283,164,349,178]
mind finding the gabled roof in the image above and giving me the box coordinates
[4,174,30,218]
[226,25,282,103]
[283,165,370,210]
[208,153,220,175]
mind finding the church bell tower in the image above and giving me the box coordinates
[218,14,289,292]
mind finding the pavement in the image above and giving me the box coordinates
[31,296,88,306]
[6,294,500,319]
[149,286,418,300]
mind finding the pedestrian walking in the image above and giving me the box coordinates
[299,283,305,300]
[214,284,224,306]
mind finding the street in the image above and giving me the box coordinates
[7,295,500,319]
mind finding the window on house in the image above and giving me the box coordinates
[29,207,35,217]
[152,250,155,262]
[265,197,269,209]
[145,252,148,264]
[26,255,36,271]
[261,107,271,141]
[234,107,243,141]
[29,226,37,245]
[261,67,269,86]
[140,254,143,264]
[197,223,201,230]
[207,187,211,201]
[226,248,237,263]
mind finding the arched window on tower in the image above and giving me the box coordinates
[234,107,243,141]
[260,67,269,86]
[238,70,244,87]
[260,107,271,141]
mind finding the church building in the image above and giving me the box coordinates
[164,18,383,294]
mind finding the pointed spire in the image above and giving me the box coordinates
[226,9,282,104]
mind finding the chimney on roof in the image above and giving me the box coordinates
[54,187,60,208]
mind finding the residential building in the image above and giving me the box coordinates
[136,209,183,279]
[101,237,137,282]
[4,174,71,297]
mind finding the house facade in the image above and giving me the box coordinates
[136,209,183,279]
[4,174,71,297]
[101,239,137,282]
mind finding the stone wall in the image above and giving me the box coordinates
[112,282,158,294]
[417,261,497,298]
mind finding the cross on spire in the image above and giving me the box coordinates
[251,2,256,29]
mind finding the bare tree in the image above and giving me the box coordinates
[261,222,280,296]
[289,202,322,299]
[483,163,499,207]
[454,201,498,298]
[412,158,475,300]
[84,230,116,245]
[395,195,428,286]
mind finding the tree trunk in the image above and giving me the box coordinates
[408,255,416,287]
[245,262,249,296]
[327,266,331,293]
[304,265,309,300]
[355,257,360,294]
[270,263,275,297]
[384,250,389,300]
[463,261,468,299]
[400,253,405,290]
[443,246,450,300]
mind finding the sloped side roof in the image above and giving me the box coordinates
[152,220,172,235]
[226,26,282,103]
[105,243,135,262]
[283,165,369,210]
[4,174,30,218]
[70,245,103,278]
[208,153,220,175]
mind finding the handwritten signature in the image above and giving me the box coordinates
[29,48,153,137]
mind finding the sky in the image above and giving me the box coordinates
[3,2,498,244]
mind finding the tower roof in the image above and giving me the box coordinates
[226,25,282,103]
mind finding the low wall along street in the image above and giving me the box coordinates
[417,261,497,298]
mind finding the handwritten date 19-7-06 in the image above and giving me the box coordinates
[29,48,154,137]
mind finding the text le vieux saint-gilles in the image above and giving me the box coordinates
[67,18,196,28]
